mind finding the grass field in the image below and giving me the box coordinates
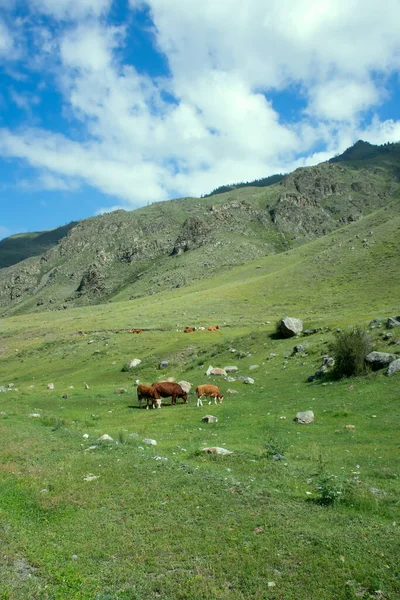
[0,208,399,599]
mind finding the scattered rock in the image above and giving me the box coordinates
[82,433,89,439]
[206,366,227,376]
[365,351,397,370]
[383,332,393,340]
[178,380,192,393]
[159,360,169,369]
[226,389,239,394]
[267,353,277,360]
[249,364,259,370]
[224,366,239,373]
[85,446,97,452]
[114,388,128,394]
[0,411,8,417]
[98,434,113,441]
[83,474,99,481]
[273,453,285,460]
[7,383,14,388]
[126,358,142,368]
[61,393,68,399]
[202,415,218,423]
[143,438,157,446]
[387,358,400,376]
[243,377,254,384]
[294,410,314,424]
[28,413,41,418]
[84,383,89,389]
[203,447,233,455]
[292,344,305,355]
[225,376,236,382]
[47,383,54,390]
[345,425,355,430]
[129,433,139,438]
[387,316,400,329]
[278,317,303,338]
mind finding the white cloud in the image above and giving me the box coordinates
[1,0,400,209]
[0,20,14,56]
[29,0,112,20]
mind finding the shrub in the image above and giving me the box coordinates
[315,473,346,505]
[330,326,372,378]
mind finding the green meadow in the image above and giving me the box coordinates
[0,204,400,599]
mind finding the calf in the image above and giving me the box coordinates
[196,384,224,407]
[152,381,188,405]
[207,325,220,331]
[137,384,161,409]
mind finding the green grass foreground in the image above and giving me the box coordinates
[0,218,399,599]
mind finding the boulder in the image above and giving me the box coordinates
[143,438,157,446]
[243,377,254,384]
[387,316,400,329]
[294,410,314,424]
[47,383,54,390]
[206,366,227,376]
[387,358,400,376]
[292,344,305,355]
[178,380,192,393]
[203,447,233,455]
[159,360,169,369]
[279,317,303,338]
[98,434,113,441]
[202,415,218,423]
[365,351,397,370]
[127,358,142,368]
[224,366,239,373]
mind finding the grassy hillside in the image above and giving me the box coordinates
[0,192,399,598]
[1,140,400,317]
[0,222,77,269]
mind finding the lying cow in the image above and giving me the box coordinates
[184,326,195,333]
[130,328,144,334]
[137,384,161,409]
[152,381,188,405]
[207,325,220,331]
[196,384,224,407]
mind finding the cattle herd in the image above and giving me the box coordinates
[136,381,224,409]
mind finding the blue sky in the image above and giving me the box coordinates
[1,0,400,239]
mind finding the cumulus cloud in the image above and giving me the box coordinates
[0,0,400,209]
[0,20,14,57]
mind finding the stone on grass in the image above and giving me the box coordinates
[345,425,355,430]
[224,366,239,373]
[114,387,128,394]
[7,383,14,388]
[387,358,400,376]
[279,317,303,338]
[243,377,254,384]
[227,389,239,394]
[202,415,218,423]
[178,380,192,393]
[203,447,233,455]
[206,366,227,376]
[98,434,113,441]
[143,438,157,446]
[159,360,169,369]
[387,316,400,329]
[29,413,41,418]
[126,359,142,369]
[365,351,397,370]
[294,410,314,424]
[47,383,54,390]
[83,473,99,481]
[249,364,259,370]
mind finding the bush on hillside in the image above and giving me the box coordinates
[330,326,372,378]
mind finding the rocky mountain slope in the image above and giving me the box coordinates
[0,141,399,316]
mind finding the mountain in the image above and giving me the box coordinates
[0,140,399,317]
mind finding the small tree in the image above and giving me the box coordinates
[330,326,372,378]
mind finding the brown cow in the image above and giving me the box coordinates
[130,329,144,334]
[137,384,161,409]
[152,381,188,405]
[184,326,195,333]
[196,384,224,407]
[207,325,220,331]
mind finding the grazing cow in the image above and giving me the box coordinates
[130,328,144,334]
[152,381,188,405]
[184,326,195,333]
[196,384,224,407]
[137,384,161,409]
[207,325,220,331]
